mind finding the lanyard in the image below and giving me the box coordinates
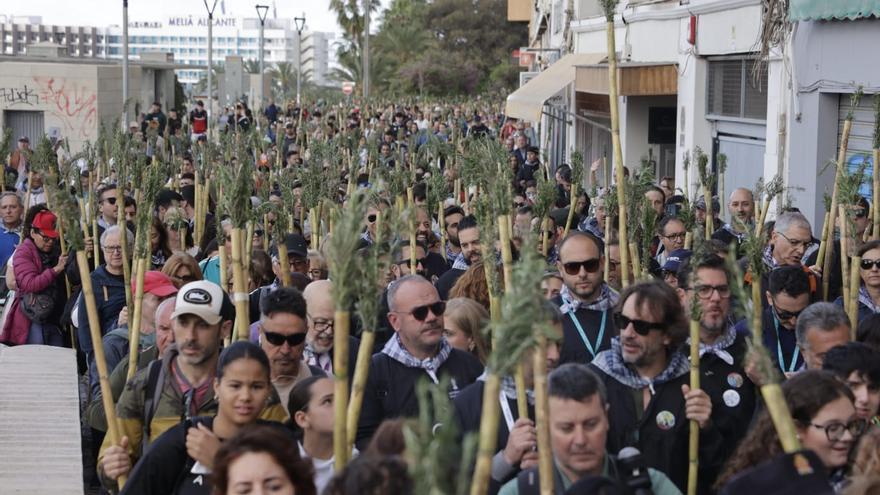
[499,390,515,432]
[568,309,607,359]
[774,318,800,373]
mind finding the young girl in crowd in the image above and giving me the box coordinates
[121,341,289,494]
[289,376,357,494]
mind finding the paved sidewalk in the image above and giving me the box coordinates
[0,344,83,495]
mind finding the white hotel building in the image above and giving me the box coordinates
[0,15,334,88]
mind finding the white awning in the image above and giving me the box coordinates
[505,53,605,123]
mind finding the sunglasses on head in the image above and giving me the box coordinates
[613,313,664,336]
[562,258,601,275]
[262,331,307,347]
[400,301,446,321]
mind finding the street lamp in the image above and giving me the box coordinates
[294,14,305,106]
[255,4,269,107]
[203,0,219,141]
[122,0,129,129]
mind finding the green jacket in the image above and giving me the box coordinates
[84,345,159,433]
[498,456,681,495]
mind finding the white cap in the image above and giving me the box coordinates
[171,281,227,325]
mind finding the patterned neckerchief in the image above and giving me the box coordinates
[559,283,619,314]
[858,286,880,314]
[381,334,452,384]
[451,252,470,271]
[689,325,737,366]
[592,337,690,389]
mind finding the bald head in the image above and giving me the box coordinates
[303,280,335,353]
[387,275,435,312]
[728,187,755,226]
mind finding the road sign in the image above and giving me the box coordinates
[342,81,356,95]
[518,51,535,67]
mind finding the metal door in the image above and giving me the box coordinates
[3,110,45,144]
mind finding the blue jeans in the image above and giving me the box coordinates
[26,322,64,346]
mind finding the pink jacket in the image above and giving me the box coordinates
[0,238,58,345]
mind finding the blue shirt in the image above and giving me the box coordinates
[0,223,21,268]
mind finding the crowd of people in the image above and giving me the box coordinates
[2,96,880,495]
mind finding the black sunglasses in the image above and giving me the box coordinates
[399,301,446,321]
[562,258,601,275]
[103,197,117,205]
[855,208,869,219]
[772,304,804,322]
[613,313,664,336]
[263,331,307,347]
[861,259,880,270]
[367,214,377,223]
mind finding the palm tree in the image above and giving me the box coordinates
[194,64,225,94]
[243,59,262,74]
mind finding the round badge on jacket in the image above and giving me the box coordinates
[656,410,676,430]
[723,389,741,408]
[727,372,744,389]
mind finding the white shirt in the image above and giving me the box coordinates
[299,442,359,495]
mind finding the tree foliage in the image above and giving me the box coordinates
[330,0,527,96]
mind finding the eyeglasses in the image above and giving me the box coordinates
[861,259,880,271]
[102,245,123,253]
[777,231,813,249]
[693,284,731,299]
[613,313,664,336]
[771,302,804,322]
[309,316,334,333]
[810,419,867,442]
[289,258,308,268]
[175,272,197,284]
[562,258,601,275]
[855,208,869,219]
[32,230,54,241]
[367,214,377,223]
[662,269,678,280]
[662,232,687,241]
[262,330,307,347]
[396,257,426,267]
[396,301,446,321]
[102,197,117,205]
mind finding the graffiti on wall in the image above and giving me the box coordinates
[0,85,40,106]
[31,77,98,140]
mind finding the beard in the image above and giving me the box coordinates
[448,234,460,248]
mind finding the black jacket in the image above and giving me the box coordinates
[356,348,483,449]
[590,361,725,493]
[551,295,617,365]
[453,379,535,494]
[682,331,757,491]
[121,417,292,495]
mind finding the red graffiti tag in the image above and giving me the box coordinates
[32,76,97,139]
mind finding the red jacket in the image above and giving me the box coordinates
[1,238,59,345]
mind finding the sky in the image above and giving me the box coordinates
[2,0,385,35]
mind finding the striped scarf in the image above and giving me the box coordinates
[381,334,452,384]
[592,337,690,389]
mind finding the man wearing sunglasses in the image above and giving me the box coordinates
[96,184,119,231]
[736,266,809,374]
[302,280,360,381]
[591,280,720,493]
[678,255,756,488]
[553,232,618,365]
[357,275,483,448]
[258,287,325,412]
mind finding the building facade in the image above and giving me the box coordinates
[507,0,880,230]
[0,15,333,90]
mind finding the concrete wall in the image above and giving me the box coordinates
[0,61,100,151]
[0,60,176,152]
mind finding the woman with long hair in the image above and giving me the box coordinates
[212,424,316,495]
[443,297,490,364]
[150,217,173,269]
[717,370,865,491]
[0,205,68,345]
[121,341,289,494]
[161,252,203,289]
